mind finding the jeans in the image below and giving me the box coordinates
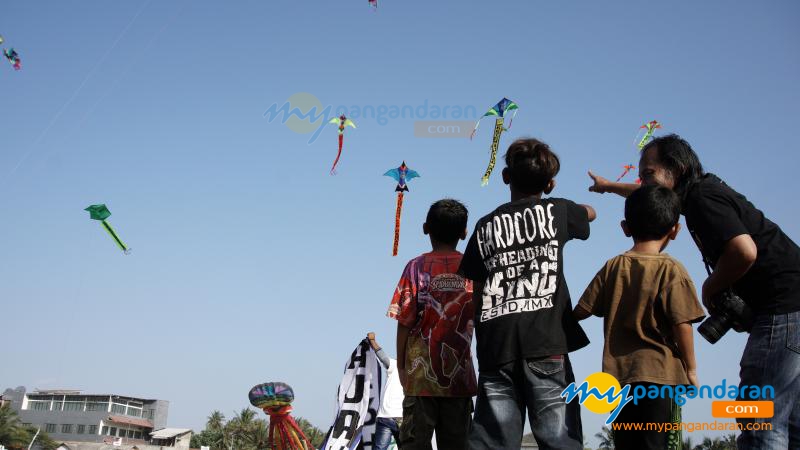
[737,311,800,450]
[399,396,472,450]
[468,355,583,450]
[374,417,400,450]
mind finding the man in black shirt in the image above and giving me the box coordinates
[588,134,800,450]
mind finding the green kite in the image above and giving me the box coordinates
[85,204,130,254]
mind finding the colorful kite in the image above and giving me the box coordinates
[85,204,130,254]
[328,114,356,174]
[369,0,377,8]
[249,382,314,450]
[616,164,636,182]
[4,48,21,70]
[636,120,662,150]
[470,98,519,186]
[384,161,420,256]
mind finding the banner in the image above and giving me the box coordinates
[321,339,383,450]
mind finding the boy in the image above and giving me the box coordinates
[386,199,476,450]
[459,138,596,450]
[367,332,404,450]
[574,185,705,450]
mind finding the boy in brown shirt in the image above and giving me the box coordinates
[574,185,705,450]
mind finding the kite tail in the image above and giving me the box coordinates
[330,134,344,175]
[616,167,630,182]
[393,192,404,256]
[481,118,504,186]
[506,108,518,130]
[101,220,130,254]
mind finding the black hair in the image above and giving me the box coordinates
[426,199,468,245]
[625,185,681,241]
[641,134,705,196]
[503,138,560,195]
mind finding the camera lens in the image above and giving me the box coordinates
[698,315,730,344]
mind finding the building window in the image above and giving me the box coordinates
[28,400,50,411]
[77,425,85,434]
[128,430,135,438]
[110,427,117,436]
[102,426,109,435]
[134,431,142,440]
[53,401,63,411]
[45,424,57,433]
[88,425,98,435]
[87,402,108,412]
[62,424,73,433]
[63,402,82,411]
[111,404,126,414]
[144,410,155,419]
[126,407,142,417]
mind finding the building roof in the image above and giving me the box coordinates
[27,391,157,402]
[149,429,192,439]
[108,415,154,428]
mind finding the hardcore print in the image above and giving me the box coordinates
[474,203,559,322]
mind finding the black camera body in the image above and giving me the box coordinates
[698,290,755,344]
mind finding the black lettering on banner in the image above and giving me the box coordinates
[344,375,365,403]
[331,410,361,442]
[348,341,368,369]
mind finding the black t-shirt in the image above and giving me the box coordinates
[684,174,800,314]
[459,197,591,370]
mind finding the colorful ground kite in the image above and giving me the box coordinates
[470,98,518,186]
[384,162,419,256]
[328,114,356,174]
[249,382,314,450]
[85,204,130,254]
[616,164,636,182]
[4,48,21,70]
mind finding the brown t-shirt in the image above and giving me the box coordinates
[578,252,706,385]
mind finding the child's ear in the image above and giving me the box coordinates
[423,222,430,235]
[669,223,681,240]
[460,228,468,241]
[621,220,632,237]
[502,167,511,185]
[544,179,556,195]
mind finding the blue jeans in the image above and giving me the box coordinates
[374,417,400,450]
[468,355,583,450]
[737,311,800,450]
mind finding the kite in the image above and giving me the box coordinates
[470,98,519,186]
[328,114,356,174]
[616,164,636,182]
[4,48,20,70]
[369,0,377,8]
[84,204,130,254]
[320,339,382,450]
[636,120,662,150]
[0,35,4,44]
[249,382,315,450]
[384,161,420,256]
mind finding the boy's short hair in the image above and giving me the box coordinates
[625,185,681,241]
[504,138,560,195]
[426,199,468,245]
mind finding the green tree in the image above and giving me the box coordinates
[595,426,614,450]
[207,411,226,433]
[0,405,57,450]
[294,416,324,448]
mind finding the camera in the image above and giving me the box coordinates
[698,290,754,344]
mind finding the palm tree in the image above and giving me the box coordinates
[294,416,324,448]
[595,426,614,450]
[207,410,225,432]
[0,405,56,450]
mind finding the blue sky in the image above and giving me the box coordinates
[1,0,798,447]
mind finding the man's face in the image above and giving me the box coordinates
[639,146,676,189]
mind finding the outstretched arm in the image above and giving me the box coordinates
[588,171,640,198]
[673,322,699,387]
[367,332,390,369]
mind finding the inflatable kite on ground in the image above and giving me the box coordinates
[328,114,356,174]
[85,204,130,254]
[249,382,314,450]
[470,98,518,186]
[384,162,420,256]
[4,48,21,70]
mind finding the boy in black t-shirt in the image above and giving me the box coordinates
[459,138,596,450]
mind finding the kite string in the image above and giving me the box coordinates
[3,0,155,183]
[31,0,188,174]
